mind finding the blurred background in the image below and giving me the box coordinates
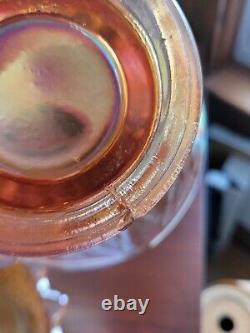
[178,0,250,282]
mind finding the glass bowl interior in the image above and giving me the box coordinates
[0,0,202,256]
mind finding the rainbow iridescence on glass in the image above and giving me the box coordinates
[0,0,156,210]
[0,15,126,180]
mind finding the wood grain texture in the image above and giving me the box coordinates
[210,0,245,69]
[50,191,204,333]
[178,0,218,72]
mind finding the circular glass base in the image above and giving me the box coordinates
[23,109,207,271]
[0,14,125,181]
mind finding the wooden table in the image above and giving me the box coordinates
[51,191,204,333]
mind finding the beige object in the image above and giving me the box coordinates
[201,280,250,333]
